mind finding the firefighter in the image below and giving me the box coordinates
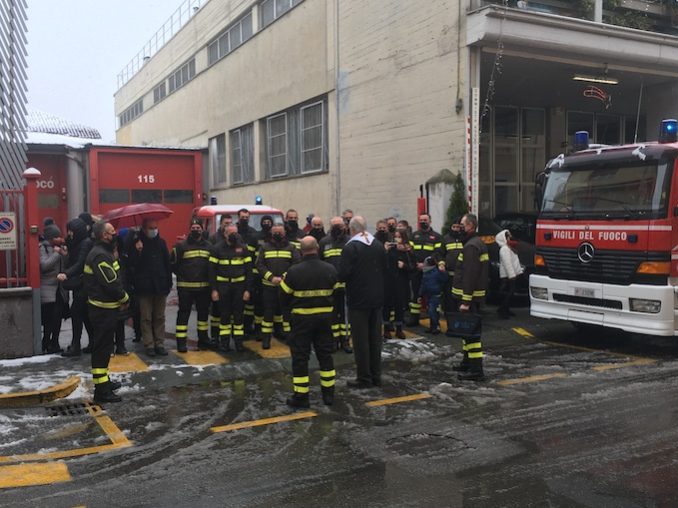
[252,214,274,339]
[408,213,443,326]
[284,209,305,250]
[451,213,489,381]
[84,221,129,403]
[171,219,213,352]
[237,208,259,337]
[209,224,253,352]
[256,224,300,349]
[442,217,464,328]
[280,236,338,408]
[209,214,232,341]
[319,216,353,353]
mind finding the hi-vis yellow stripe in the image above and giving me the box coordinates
[480,253,489,262]
[265,250,293,259]
[291,306,333,315]
[183,250,210,259]
[293,289,333,297]
[323,248,342,257]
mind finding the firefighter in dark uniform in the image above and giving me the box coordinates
[280,236,338,408]
[236,208,259,337]
[171,219,212,352]
[442,217,464,329]
[252,215,274,338]
[408,213,443,326]
[319,216,353,353]
[209,214,233,340]
[284,208,305,250]
[84,221,129,403]
[256,223,300,349]
[451,213,489,381]
[209,224,253,352]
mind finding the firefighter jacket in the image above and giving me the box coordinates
[452,233,489,304]
[280,254,338,316]
[238,223,260,257]
[442,232,464,277]
[170,236,212,291]
[409,229,443,263]
[209,240,253,291]
[285,227,305,250]
[84,241,129,310]
[256,239,300,287]
[319,233,347,289]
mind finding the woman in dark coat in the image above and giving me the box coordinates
[381,229,416,340]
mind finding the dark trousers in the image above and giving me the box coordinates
[498,278,516,316]
[332,290,349,342]
[70,289,92,350]
[218,283,245,339]
[289,314,335,395]
[88,305,117,389]
[176,288,211,342]
[443,273,457,315]
[425,293,441,329]
[41,291,66,352]
[383,276,408,327]
[459,301,483,372]
[409,271,422,320]
[261,285,281,337]
[348,307,383,385]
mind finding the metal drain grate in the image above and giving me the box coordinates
[45,402,95,417]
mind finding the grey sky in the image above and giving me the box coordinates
[26,0,176,143]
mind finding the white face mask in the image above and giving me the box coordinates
[146,228,158,238]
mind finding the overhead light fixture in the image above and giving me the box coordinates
[572,74,619,85]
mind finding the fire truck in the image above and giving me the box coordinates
[530,119,678,336]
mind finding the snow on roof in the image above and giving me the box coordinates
[25,131,107,149]
[26,109,101,139]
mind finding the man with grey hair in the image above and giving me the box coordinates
[339,216,387,389]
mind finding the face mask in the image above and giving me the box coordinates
[310,229,324,240]
[286,220,298,231]
[388,225,396,233]
[146,228,158,238]
[261,223,272,232]
[419,222,429,231]
[190,230,202,240]
[451,230,462,239]
[395,237,403,244]
[375,231,389,243]
[272,233,284,242]
[227,233,238,244]
[331,225,344,238]
[343,218,350,226]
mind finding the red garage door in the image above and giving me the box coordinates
[89,146,202,247]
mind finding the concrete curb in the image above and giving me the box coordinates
[0,376,80,408]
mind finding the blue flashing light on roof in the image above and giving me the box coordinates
[573,131,589,151]
[255,195,263,205]
[659,119,678,143]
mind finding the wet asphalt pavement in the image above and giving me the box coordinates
[2,305,678,507]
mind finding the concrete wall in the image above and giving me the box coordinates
[0,288,37,359]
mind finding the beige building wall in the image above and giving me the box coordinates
[115,0,467,229]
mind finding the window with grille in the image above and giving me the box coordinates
[209,134,227,186]
[207,12,254,66]
[230,124,254,185]
[260,0,303,29]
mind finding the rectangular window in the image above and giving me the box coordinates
[210,134,227,185]
[100,189,130,203]
[207,12,253,67]
[242,13,253,40]
[229,23,242,50]
[163,190,194,203]
[131,189,162,203]
[261,0,301,28]
[300,101,323,173]
[263,96,327,180]
[267,113,288,178]
[229,124,254,185]
[168,58,196,94]
[118,99,144,127]
[208,41,219,65]
[153,82,166,104]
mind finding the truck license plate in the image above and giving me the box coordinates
[574,287,595,298]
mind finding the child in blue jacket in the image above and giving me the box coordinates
[419,256,448,334]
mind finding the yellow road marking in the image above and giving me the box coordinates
[173,349,229,366]
[0,376,80,408]
[365,393,432,407]
[497,373,568,386]
[109,352,149,373]
[210,411,318,433]
[244,337,290,359]
[592,358,656,372]
[512,327,534,338]
[0,404,131,464]
[0,462,71,489]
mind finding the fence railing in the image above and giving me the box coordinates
[116,0,211,90]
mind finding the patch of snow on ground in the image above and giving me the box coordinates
[0,355,58,368]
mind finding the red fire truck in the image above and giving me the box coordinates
[530,120,678,336]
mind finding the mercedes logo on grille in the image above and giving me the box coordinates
[577,242,595,264]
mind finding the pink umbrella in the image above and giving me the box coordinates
[103,203,174,229]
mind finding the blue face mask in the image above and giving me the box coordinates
[146,228,158,238]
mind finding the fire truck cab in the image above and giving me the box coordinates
[193,204,284,238]
[530,120,678,337]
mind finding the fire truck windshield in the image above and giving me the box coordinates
[541,160,672,219]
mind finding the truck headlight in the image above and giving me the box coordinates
[630,298,661,313]
[531,287,548,300]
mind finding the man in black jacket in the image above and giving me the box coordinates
[280,236,338,408]
[339,216,387,389]
[127,219,172,357]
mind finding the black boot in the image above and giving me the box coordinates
[197,339,214,351]
[262,336,271,350]
[395,325,406,340]
[109,380,122,391]
[93,382,122,404]
[321,387,335,406]
[286,393,310,409]
[62,345,81,357]
[452,362,470,372]
[234,338,245,352]
[177,338,188,353]
[220,337,231,352]
[341,337,353,354]
[458,369,485,381]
